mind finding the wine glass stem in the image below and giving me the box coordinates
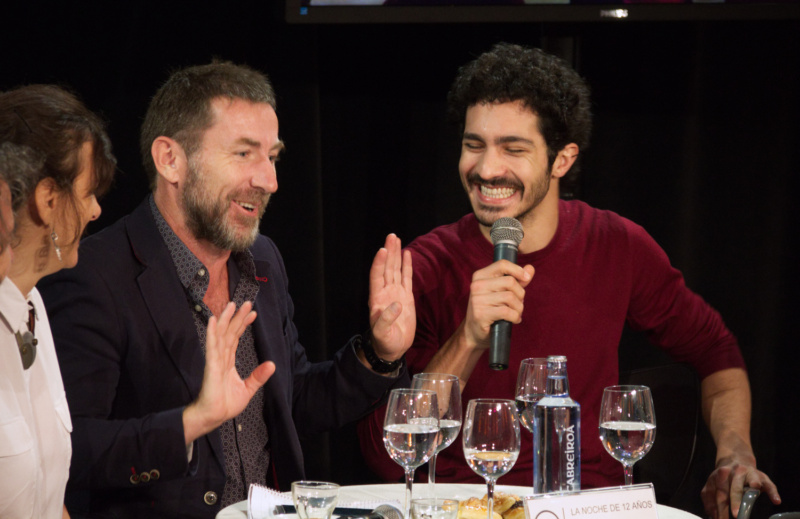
[485,478,496,519]
[623,463,634,485]
[428,452,438,497]
[404,468,415,519]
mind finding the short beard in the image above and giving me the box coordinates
[182,159,268,252]
[466,167,552,228]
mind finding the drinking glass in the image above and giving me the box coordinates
[291,481,340,519]
[515,358,548,434]
[411,498,459,519]
[515,357,548,491]
[412,373,462,496]
[462,399,521,519]
[383,388,440,519]
[599,385,656,485]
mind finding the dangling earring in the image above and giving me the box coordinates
[50,230,62,262]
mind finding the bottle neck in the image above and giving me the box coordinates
[546,360,570,397]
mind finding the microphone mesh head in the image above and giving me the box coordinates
[490,217,524,246]
[374,504,404,519]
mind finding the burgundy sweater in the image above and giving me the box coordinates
[357,199,744,489]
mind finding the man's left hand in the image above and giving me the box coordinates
[701,453,781,519]
[367,233,414,363]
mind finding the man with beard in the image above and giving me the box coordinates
[357,43,779,518]
[39,62,415,519]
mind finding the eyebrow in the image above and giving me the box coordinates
[234,137,286,153]
[462,132,534,146]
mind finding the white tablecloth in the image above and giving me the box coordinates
[216,483,701,519]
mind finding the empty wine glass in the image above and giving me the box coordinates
[599,385,656,485]
[462,399,520,519]
[412,373,462,497]
[515,357,548,490]
[383,388,440,519]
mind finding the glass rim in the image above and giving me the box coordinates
[390,387,438,395]
[411,498,459,504]
[603,385,651,393]
[520,357,548,363]
[291,480,340,489]
[412,372,459,381]
[466,398,516,405]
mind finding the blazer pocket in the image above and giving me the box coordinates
[0,416,34,457]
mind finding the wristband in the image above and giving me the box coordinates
[355,332,402,374]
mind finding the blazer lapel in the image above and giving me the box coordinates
[126,201,205,399]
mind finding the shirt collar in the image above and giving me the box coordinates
[0,277,33,335]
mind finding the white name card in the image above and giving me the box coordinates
[523,484,658,519]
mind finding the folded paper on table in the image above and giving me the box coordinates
[524,484,658,519]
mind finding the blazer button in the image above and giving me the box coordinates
[149,469,161,480]
[139,472,151,483]
[129,474,140,485]
[204,491,218,505]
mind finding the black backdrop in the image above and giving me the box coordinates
[3,3,798,516]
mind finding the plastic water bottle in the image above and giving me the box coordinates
[533,355,580,494]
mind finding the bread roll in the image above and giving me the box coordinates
[458,498,502,519]
[501,500,525,519]
[480,492,518,515]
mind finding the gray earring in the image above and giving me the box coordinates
[50,230,62,262]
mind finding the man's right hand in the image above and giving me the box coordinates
[182,301,276,445]
[462,260,535,350]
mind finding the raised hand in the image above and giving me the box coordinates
[368,234,414,362]
[183,301,276,444]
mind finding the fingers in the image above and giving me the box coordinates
[383,233,400,286]
[402,249,413,290]
[373,301,402,335]
[246,361,276,393]
[470,263,534,322]
[729,468,748,517]
[370,234,404,289]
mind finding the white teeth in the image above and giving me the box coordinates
[236,201,255,211]
[480,185,516,199]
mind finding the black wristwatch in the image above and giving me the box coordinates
[355,332,403,374]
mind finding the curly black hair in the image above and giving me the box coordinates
[447,43,592,172]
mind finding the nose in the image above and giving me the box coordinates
[474,146,507,180]
[91,196,102,221]
[252,154,279,194]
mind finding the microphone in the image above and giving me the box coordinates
[488,217,524,371]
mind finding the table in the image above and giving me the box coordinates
[217,483,701,519]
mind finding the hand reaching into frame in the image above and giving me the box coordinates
[701,452,780,519]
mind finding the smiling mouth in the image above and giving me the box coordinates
[234,200,257,214]
[479,184,517,200]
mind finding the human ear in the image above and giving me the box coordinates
[551,143,579,179]
[31,177,59,227]
[151,136,186,184]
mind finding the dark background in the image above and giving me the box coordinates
[2,2,798,517]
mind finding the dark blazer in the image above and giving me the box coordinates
[39,198,407,519]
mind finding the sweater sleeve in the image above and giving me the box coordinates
[624,221,745,379]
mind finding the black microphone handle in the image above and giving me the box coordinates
[489,242,519,370]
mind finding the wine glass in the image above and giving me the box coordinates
[291,481,340,519]
[383,388,440,519]
[462,399,521,519]
[515,358,548,433]
[412,373,462,497]
[515,358,548,490]
[599,385,656,485]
